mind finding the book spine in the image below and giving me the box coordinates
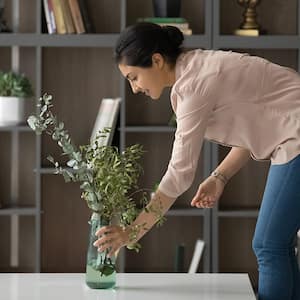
[181,28,192,35]
[52,0,67,34]
[138,17,187,24]
[47,0,57,33]
[158,23,189,30]
[61,0,76,34]
[68,0,85,34]
[78,0,94,33]
[43,0,53,34]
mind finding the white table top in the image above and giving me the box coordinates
[0,273,256,300]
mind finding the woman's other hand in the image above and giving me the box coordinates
[93,225,130,257]
[190,176,225,208]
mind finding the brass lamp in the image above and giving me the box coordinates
[234,0,265,36]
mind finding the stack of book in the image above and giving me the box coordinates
[43,0,94,34]
[137,17,192,36]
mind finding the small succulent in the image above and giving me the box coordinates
[0,71,33,97]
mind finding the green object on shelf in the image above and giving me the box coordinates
[86,213,116,289]
[137,17,187,24]
[0,71,33,97]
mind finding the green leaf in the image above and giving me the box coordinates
[67,159,77,168]
[47,155,55,164]
[98,264,115,276]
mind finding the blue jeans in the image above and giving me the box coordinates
[252,154,300,300]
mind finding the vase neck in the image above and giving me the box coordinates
[91,212,109,225]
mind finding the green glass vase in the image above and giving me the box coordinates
[85,213,116,289]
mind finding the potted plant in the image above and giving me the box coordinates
[0,71,33,126]
[27,93,165,289]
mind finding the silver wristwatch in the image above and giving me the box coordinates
[210,170,228,185]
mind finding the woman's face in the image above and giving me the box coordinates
[118,53,174,100]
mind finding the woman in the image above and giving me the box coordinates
[93,22,300,300]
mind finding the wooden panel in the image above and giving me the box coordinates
[0,216,36,272]
[219,218,258,289]
[219,146,269,210]
[126,0,154,26]
[126,86,173,126]
[181,0,205,34]
[2,0,36,33]
[126,132,206,208]
[19,133,36,207]
[41,47,120,166]
[233,49,298,69]
[2,0,12,32]
[19,217,36,269]
[125,216,204,272]
[87,0,121,33]
[126,132,174,193]
[220,0,297,35]
[41,175,91,272]
[0,217,11,268]
[0,48,11,70]
[19,0,37,33]
[0,133,12,207]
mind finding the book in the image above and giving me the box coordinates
[61,0,76,34]
[138,17,192,35]
[52,0,67,34]
[78,0,95,33]
[48,0,57,33]
[188,239,205,273]
[43,0,56,34]
[90,98,121,147]
[68,0,85,34]
[138,17,188,24]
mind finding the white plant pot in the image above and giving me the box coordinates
[0,96,26,126]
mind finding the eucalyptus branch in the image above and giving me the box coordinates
[27,93,166,275]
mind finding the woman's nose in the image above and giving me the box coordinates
[130,81,141,94]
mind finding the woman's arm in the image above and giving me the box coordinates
[94,189,176,256]
[126,189,176,243]
[191,147,251,208]
[213,146,251,182]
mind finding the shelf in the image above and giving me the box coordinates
[121,126,176,133]
[166,208,205,216]
[0,33,119,47]
[184,34,210,48]
[0,124,32,132]
[217,209,259,218]
[214,35,300,49]
[0,205,38,216]
[0,33,210,48]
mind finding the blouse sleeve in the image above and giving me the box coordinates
[158,80,216,199]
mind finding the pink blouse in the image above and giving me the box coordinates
[158,49,300,198]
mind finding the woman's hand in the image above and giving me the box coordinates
[93,225,130,258]
[190,176,225,208]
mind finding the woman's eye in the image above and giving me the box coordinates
[131,77,137,82]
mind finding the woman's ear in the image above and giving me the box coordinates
[152,53,164,69]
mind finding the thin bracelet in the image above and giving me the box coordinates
[210,170,228,185]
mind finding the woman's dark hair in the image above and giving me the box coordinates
[114,22,184,68]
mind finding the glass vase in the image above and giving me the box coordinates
[85,212,116,289]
